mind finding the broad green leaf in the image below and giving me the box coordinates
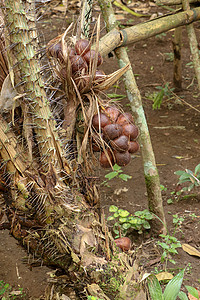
[195,163,200,175]
[178,291,188,300]
[113,212,119,218]
[118,173,132,181]
[175,170,186,176]
[107,216,115,221]
[122,223,131,229]
[105,171,118,180]
[143,221,151,229]
[119,217,128,223]
[163,268,185,300]
[113,164,121,171]
[109,205,118,212]
[118,209,130,217]
[179,173,192,182]
[185,286,199,299]
[147,274,163,300]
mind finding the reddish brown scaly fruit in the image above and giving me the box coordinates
[114,150,131,166]
[103,124,123,140]
[114,237,131,251]
[70,55,88,74]
[83,49,103,67]
[128,141,139,153]
[105,106,120,123]
[69,47,76,57]
[47,41,64,63]
[75,39,91,56]
[92,113,111,130]
[122,123,139,141]
[100,150,114,168]
[116,112,134,126]
[110,135,129,152]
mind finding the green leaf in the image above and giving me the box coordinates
[107,216,115,221]
[185,286,199,299]
[113,164,122,171]
[122,223,131,229]
[174,170,186,176]
[195,163,200,175]
[109,205,118,212]
[143,221,151,229]
[105,171,118,180]
[147,274,164,300]
[119,217,128,223]
[118,209,130,217]
[178,291,188,300]
[118,173,132,181]
[163,268,185,300]
[179,173,192,183]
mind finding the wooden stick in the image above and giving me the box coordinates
[182,0,200,91]
[99,7,200,57]
[99,0,167,234]
[173,26,182,90]
[156,0,198,5]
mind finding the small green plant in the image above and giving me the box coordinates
[107,205,153,237]
[101,164,132,187]
[164,52,174,62]
[172,214,184,234]
[175,163,200,193]
[147,268,200,300]
[0,281,25,299]
[107,93,126,101]
[87,296,103,300]
[155,32,167,41]
[152,83,174,110]
[157,234,181,268]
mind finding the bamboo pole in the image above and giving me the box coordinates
[182,0,200,91]
[99,0,167,233]
[98,7,200,57]
[173,26,182,90]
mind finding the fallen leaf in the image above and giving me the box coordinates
[182,244,200,257]
[156,272,173,281]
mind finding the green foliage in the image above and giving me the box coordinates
[101,164,132,187]
[108,205,153,237]
[152,83,174,110]
[157,234,181,268]
[147,269,185,300]
[107,93,126,101]
[0,281,25,299]
[147,268,200,300]
[87,296,104,300]
[175,164,200,193]
[164,52,174,62]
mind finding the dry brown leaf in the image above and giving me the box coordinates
[188,289,200,300]
[156,272,173,281]
[182,244,200,257]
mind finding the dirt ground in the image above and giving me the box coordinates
[0,1,200,299]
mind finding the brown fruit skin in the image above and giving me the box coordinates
[114,237,131,251]
[92,113,111,130]
[116,112,134,126]
[103,124,123,140]
[105,106,120,123]
[47,41,64,63]
[122,123,139,141]
[128,141,139,153]
[75,39,91,56]
[114,150,131,166]
[83,49,103,66]
[100,150,114,168]
[70,55,88,74]
[110,135,129,152]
